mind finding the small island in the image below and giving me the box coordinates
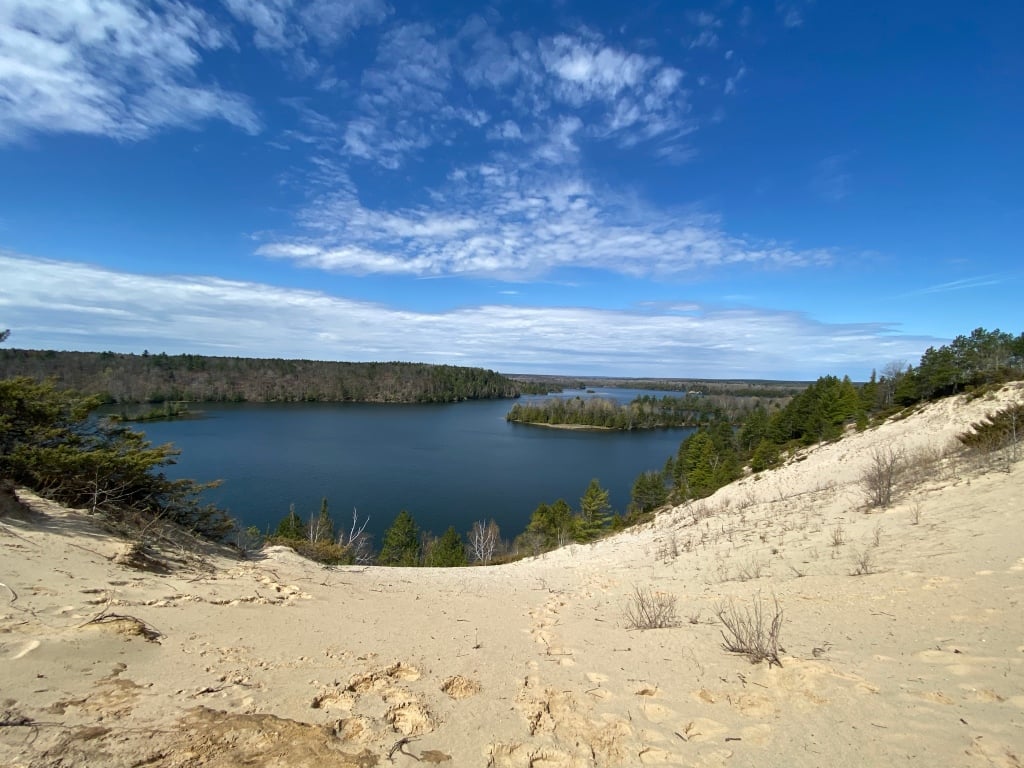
[506,393,739,430]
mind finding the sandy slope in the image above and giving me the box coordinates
[1,385,1022,767]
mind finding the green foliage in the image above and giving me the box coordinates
[0,376,232,538]
[0,350,519,404]
[671,418,740,501]
[379,509,421,566]
[578,478,611,540]
[957,403,1023,456]
[750,438,781,473]
[507,393,741,430]
[526,499,577,550]
[424,526,468,567]
[628,470,669,517]
[899,328,1024,404]
[274,504,305,541]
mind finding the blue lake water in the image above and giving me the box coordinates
[135,390,691,545]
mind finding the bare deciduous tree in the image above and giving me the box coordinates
[468,519,500,565]
[338,508,373,564]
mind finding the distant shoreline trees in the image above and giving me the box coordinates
[0,349,519,404]
[506,392,787,430]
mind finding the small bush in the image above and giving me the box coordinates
[623,586,680,630]
[850,548,876,576]
[829,522,846,548]
[862,446,904,508]
[715,593,784,667]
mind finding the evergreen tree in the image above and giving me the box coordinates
[379,509,421,566]
[628,470,669,516]
[526,499,577,549]
[577,478,611,540]
[275,504,305,540]
[424,526,467,567]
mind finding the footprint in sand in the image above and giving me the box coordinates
[441,675,481,699]
[640,702,677,724]
[678,717,729,744]
[346,661,420,693]
[584,673,612,701]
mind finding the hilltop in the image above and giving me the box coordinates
[1,384,1022,767]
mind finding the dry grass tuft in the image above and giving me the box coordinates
[715,592,783,667]
[624,586,681,630]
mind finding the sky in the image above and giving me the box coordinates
[0,0,1021,380]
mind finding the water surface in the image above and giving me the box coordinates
[137,393,691,543]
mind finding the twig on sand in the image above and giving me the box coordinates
[388,736,421,762]
[77,609,163,642]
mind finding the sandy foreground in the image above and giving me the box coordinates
[1,386,1022,767]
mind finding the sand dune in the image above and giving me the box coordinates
[2,384,1022,767]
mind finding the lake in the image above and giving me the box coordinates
[135,390,692,545]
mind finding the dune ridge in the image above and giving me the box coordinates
[2,384,1022,767]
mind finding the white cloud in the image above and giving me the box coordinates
[301,0,389,45]
[487,120,523,140]
[0,252,939,378]
[224,0,390,50]
[255,163,834,280]
[724,65,747,95]
[540,35,653,105]
[0,0,260,143]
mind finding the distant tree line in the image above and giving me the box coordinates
[506,392,790,430]
[0,349,519,404]
[508,374,807,399]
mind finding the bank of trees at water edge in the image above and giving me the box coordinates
[0,349,519,404]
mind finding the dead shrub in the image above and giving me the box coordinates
[715,592,783,667]
[862,446,904,508]
[850,548,876,576]
[623,586,680,630]
[829,522,846,548]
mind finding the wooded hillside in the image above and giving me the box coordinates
[0,350,519,404]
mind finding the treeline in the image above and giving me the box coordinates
[506,392,790,430]
[0,349,519,404]
[261,501,507,567]
[508,374,807,399]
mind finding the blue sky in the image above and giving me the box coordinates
[1,0,1020,379]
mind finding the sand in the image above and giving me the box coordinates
[1,384,1022,767]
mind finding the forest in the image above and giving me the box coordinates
[0,349,519,404]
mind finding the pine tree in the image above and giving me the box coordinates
[578,478,611,541]
[275,504,305,540]
[379,509,421,566]
[424,526,467,567]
